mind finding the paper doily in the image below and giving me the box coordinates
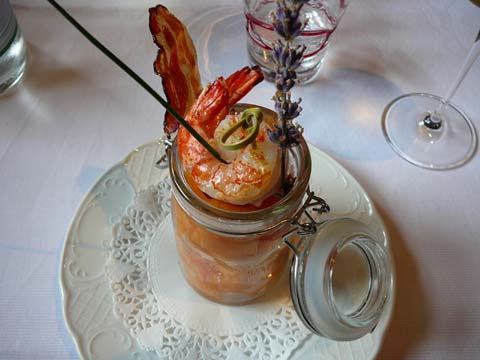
[107,179,312,360]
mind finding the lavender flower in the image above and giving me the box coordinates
[268,122,303,148]
[271,0,307,192]
[271,0,307,128]
[273,42,305,92]
[271,0,307,41]
[274,93,302,120]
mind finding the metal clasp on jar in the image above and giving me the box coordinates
[282,187,330,254]
[155,137,173,169]
[281,188,331,336]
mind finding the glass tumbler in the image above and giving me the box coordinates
[0,0,27,95]
[244,0,351,83]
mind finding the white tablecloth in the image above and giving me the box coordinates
[1,0,479,359]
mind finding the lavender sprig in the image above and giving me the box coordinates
[271,0,309,41]
[270,0,307,192]
[274,93,302,120]
[272,42,305,92]
[268,121,304,148]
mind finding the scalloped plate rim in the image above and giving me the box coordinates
[59,138,396,359]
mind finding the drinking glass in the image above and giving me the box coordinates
[244,0,351,83]
[382,29,479,170]
[0,0,27,95]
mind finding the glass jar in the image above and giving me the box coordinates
[168,104,392,340]
[169,106,311,305]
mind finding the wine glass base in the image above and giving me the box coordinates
[382,93,478,170]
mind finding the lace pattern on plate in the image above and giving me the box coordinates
[106,180,310,360]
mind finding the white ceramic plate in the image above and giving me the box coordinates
[60,140,395,359]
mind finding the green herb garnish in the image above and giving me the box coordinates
[220,108,263,151]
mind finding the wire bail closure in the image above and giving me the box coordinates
[156,137,173,169]
[282,188,330,255]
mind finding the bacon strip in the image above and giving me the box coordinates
[149,5,202,137]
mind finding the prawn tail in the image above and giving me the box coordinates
[187,80,230,138]
[225,66,264,106]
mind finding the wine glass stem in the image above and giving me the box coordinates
[433,30,480,119]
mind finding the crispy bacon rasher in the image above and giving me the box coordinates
[149,5,202,137]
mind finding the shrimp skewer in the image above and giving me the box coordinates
[178,66,282,206]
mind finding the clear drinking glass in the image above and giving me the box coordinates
[382,29,479,170]
[244,0,351,83]
[0,0,27,95]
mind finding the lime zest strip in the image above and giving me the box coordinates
[220,108,263,151]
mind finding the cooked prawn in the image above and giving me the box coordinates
[178,66,281,206]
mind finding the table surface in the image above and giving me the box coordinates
[1,0,479,359]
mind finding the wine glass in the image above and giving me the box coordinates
[382,29,479,170]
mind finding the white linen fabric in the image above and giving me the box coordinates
[1,0,480,359]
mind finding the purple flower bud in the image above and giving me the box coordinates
[273,42,305,71]
[272,0,305,41]
[268,123,303,148]
[274,93,303,120]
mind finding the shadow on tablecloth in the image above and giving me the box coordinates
[374,203,430,359]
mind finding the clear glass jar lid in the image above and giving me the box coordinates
[288,218,392,341]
